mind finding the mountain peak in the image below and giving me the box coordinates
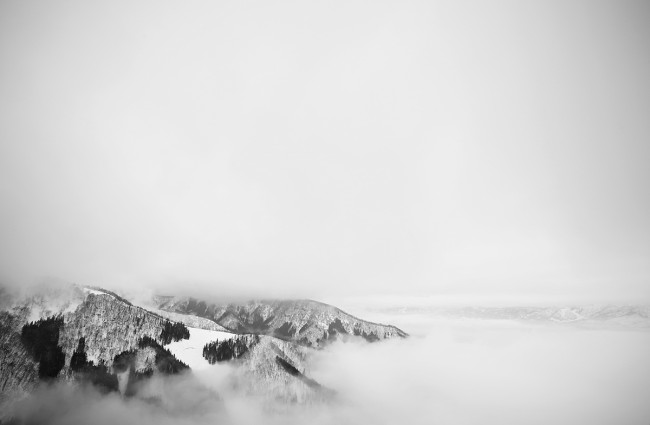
[156,296,407,348]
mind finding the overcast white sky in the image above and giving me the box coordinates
[1,0,649,302]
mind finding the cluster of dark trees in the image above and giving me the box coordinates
[69,336,89,370]
[138,335,189,374]
[69,337,118,392]
[18,315,190,399]
[202,336,257,364]
[78,335,190,396]
[20,316,65,379]
[159,320,190,345]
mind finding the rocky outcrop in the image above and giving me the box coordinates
[156,297,408,348]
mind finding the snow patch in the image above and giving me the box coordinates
[81,288,107,296]
[166,327,236,370]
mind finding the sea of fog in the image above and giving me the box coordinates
[8,301,650,425]
[307,314,650,425]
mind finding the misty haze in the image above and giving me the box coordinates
[1,0,649,424]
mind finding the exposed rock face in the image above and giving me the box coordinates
[156,297,408,348]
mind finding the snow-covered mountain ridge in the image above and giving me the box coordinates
[154,296,408,348]
[1,284,401,415]
[1,285,184,404]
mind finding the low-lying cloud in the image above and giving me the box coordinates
[5,316,650,425]
[309,320,650,425]
[5,373,227,425]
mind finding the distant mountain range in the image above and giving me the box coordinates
[379,304,650,328]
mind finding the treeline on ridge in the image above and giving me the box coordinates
[203,335,258,364]
[159,320,190,345]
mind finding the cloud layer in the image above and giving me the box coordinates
[1,0,649,300]
[6,315,650,425]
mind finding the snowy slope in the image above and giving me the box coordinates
[166,327,236,370]
[149,309,230,332]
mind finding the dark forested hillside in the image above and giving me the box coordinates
[20,316,65,379]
